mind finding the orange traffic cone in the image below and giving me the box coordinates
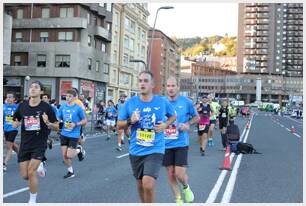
[291,126,296,133]
[219,145,232,171]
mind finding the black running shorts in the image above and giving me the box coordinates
[18,147,46,163]
[210,119,216,125]
[60,135,78,149]
[162,146,188,167]
[4,131,18,143]
[129,153,163,180]
[219,119,228,129]
[198,124,210,136]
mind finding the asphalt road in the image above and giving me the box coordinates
[3,111,303,203]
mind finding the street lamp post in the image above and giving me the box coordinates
[24,75,31,99]
[129,59,147,70]
[148,6,174,71]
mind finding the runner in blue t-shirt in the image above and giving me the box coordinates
[105,100,117,141]
[163,77,199,203]
[116,94,129,151]
[57,89,87,179]
[117,71,176,203]
[3,92,20,172]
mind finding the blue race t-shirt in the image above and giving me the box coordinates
[105,106,117,120]
[118,95,176,156]
[164,95,198,149]
[57,103,86,138]
[3,103,18,132]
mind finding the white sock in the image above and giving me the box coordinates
[121,135,124,141]
[76,148,81,154]
[118,143,121,147]
[68,166,73,173]
[28,192,37,203]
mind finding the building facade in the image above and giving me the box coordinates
[237,3,303,77]
[108,3,149,101]
[3,3,112,107]
[180,59,302,104]
[148,29,180,95]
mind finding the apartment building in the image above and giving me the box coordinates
[3,3,112,106]
[237,3,303,77]
[148,29,180,95]
[108,3,149,101]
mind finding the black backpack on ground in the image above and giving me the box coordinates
[236,142,261,154]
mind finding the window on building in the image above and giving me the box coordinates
[58,31,73,42]
[88,35,91,46]
[124,35,129,49]
[60,7,74,18]
[88,58,92,70]
[55,55,70,67]
[106,22,111,31]
[141,46,145,57]
[14,55,21,66]
[104,63,109,74]
[141,30,146,40]
[130,21,135,32]
[138,27,141,39]
[15,32,23,42]
[101,42,106,53]
[111,69,117,83]
[17,8,23,19]
[95,61,100,72]
[41,8,50,18]
[123,53,129,66]
[112,50,117,63]
[37,54,47,67]
[87,13,91,24]
[124,17,129,30]
[106,3,112,12]
[114,12,119,26]
[130,38,134,51]
[40,32,48,42]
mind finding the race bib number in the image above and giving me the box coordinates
[136,129,155,147]
[199,124,206,131]
[165,125,178,140]
[222,113,227,118]
[64,121,73,131]
[24,116,41,131]
[5,115,13,124]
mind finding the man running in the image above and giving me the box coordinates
[105,100,117,141]
[12,81,58,203]
[42,94,58,150]
[197,95,211,156]
[208,94,220,147]
[218,99,230,150]
[117,71,176,203]
[116,94,128,151]
[163,76,199,203]
[3,91,19,172]
[57,89,87,179]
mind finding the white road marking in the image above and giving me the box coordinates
[206,119,248,203]
[280,124,284,127]
[293,133,301,138]
[116,153,129,158]
[3,187,29,198]
[221,115,253,203]
[285,128,291,132]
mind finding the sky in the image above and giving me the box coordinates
[148,3,239,38]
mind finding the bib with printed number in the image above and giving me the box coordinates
[221,112,227,118]
[24,116,41,131]
[5,115,13,124]
[165,125,178,140]
[199,124,206,131]
[64,121,73,131]
[136,128,155,147]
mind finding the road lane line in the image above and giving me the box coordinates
[3,187,29,198]
[285,128,291,132]
[280,124,284,127]
[221,113,254,203]
[293,133,301,138]
[206,120,248,203]
[116,153,129,158]
[284,116,303,124]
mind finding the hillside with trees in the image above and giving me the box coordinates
[174,35,237,57]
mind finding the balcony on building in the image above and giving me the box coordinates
[13,17,88,29]
[94,26,112,42]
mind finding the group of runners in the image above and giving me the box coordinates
[3,71,240,203]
